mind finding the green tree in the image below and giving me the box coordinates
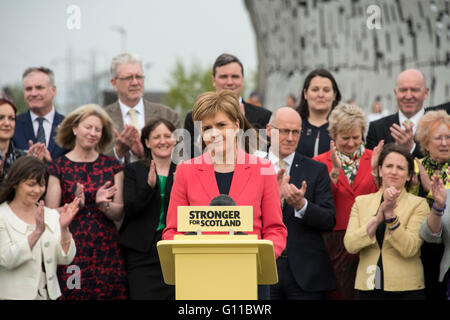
[3,84,27,114]
[163,60,214,120]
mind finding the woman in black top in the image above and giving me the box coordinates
[120,118,177,300]
[296,69,342,158]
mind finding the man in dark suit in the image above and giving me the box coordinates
[105,53,180,164]
[426,101,450,114]
[13,67,66,160]
[266,107,336,300]
[366,69,429,158]
[184,53,271,158]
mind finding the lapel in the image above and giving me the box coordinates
[22,111,37,142]
[196,152,220,200]
[288,152,303,188]
[111,101,125,132]
[47,112,60,155]
[384,113,399,141]
[143,99,152,124]
[228,148,252,201]
[351,150,372,190]
[2,203,28,235]
[366,189,383,220]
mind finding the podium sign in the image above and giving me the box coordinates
[177,206,253,232]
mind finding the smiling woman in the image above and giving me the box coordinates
[314,103,379,299]
[344,143,429,300]
[0,156,78,300]
[0,96,26,186]
[120,118,177,299]
[296,69,342,158]
[45,104,128,300]
[411,109,450,300]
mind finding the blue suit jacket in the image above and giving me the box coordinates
[12,110,66,160]
[282,152,337,292]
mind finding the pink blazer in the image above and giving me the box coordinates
[314,149,378,231]
[162,148,287,258]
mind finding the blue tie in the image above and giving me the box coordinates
[36,117,46,145]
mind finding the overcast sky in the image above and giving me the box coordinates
[0,0,257,107]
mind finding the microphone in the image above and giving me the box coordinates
[209,194,236,206]
[211,194,246,235]
[184,195,246,235]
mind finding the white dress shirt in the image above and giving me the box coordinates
[118,98,145,130]
[398,108,424,135]
[30,107,55,147]
[267,150,308,219]
[114,98,145,163]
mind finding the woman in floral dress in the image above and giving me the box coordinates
[46,104,127,299]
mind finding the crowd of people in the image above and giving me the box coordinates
[0,51,449,300]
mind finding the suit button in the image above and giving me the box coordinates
[48,275,54,281]
[46,258,53,264]
[44,242,50,247]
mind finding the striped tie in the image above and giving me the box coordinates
[128,108,140,131]
[36,117,46,145]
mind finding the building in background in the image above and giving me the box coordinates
[245,0,450,112]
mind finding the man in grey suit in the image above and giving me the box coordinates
[105,53,180,163]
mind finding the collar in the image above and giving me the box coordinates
[30,107,55,122]
[268,149,295,168]
[193,146,250,168]
[398,108,424,131]
[1,202,56,235]
[119,98,144,119]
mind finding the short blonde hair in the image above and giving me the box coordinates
[193,90,245,127]
[327,103,367,140]
[56,104,115,153]
[416,110,450,156]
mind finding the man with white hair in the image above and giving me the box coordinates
[366,68,429,158]
[266,107,336,300]
[105,53,180,164]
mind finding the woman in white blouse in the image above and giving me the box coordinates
[0,156,79,300]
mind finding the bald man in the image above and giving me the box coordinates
[266,107,336,300]
[366,69,429,158]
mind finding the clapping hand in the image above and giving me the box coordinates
[60,197,80,229]
[74,183,85,208]
[96,181,117,207]
[35,200,46,234]
[381,186,400,218]
[371,140,384,170]
[281,181,307,211]
[114,125,144,159]
[330,140,341,171]
[414,158,430,191]
[430,173,447,209]
[390,122,414,151]
[28,140,52,162]
[276,168,289,191]
[147,160,157,188]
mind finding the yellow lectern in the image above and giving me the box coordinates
[157,235,278,300]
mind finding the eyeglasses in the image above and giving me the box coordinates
[432,135,450,143]
[271,126,301,136]
[115,75,145,82]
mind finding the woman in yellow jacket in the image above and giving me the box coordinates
[344,143,429,299]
